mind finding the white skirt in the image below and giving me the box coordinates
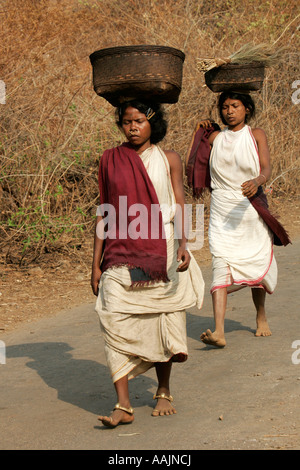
[95,224,204,382]
[209,189,277,294]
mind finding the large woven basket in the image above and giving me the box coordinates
[90,45,185,106]
[205,63,265,93]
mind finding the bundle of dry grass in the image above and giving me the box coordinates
[197,43,286,73]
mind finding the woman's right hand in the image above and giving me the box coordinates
[91,265,102,296]
[199,119,215,129]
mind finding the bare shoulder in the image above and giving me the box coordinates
[163,149,182,168]
[209,130,221,145]
[251,127,268,143]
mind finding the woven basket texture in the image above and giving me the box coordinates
[205,63,265,93]
[90,45,185,106]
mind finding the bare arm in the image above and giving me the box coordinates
[165,150,190,272]
[241,128,272,198]
[91,214,105,296]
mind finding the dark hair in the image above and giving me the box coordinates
[218,91,255,125]
[116,100,168,144]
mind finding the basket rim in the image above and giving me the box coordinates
[90,45,185,62]
[94,78,181,87]
[205,62,265,74]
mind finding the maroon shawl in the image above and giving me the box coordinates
[186,125,220,197]
[250,188,291,246]
[98,143,168,284]
[185,126,291,247]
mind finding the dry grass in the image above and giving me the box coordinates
[0,0,299,264]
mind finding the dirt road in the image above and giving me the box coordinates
[0,239,299,451]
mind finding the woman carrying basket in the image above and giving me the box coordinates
[186,90,290,348]
[91,100,204,427]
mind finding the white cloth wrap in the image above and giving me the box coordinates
[209,126,277,294]
[95,145,204,382]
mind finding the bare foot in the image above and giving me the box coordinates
[200,329,226,348]
[255,319,272,337]
[98,405,134,428]
[152,392,176,417]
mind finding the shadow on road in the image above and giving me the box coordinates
[6,342,157,416]
[5,310,253,415]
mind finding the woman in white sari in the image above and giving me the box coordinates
[198,92,280,348]
[91,100,204,427]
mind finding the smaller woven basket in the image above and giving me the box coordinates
[205,63,265,93]
[90,45,185,106]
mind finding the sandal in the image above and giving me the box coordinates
[98,403,134,428]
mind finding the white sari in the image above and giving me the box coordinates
[95,145,204,382]
[209,125,277,294]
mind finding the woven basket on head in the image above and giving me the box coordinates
[204,63,265,93]
[89,45,185,106]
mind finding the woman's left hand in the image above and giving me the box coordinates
[241,178,259,198]
[91,265,102,296]
[176,246,191,272]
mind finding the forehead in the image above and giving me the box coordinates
[222,98,244,107]
[122,106,146,119]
